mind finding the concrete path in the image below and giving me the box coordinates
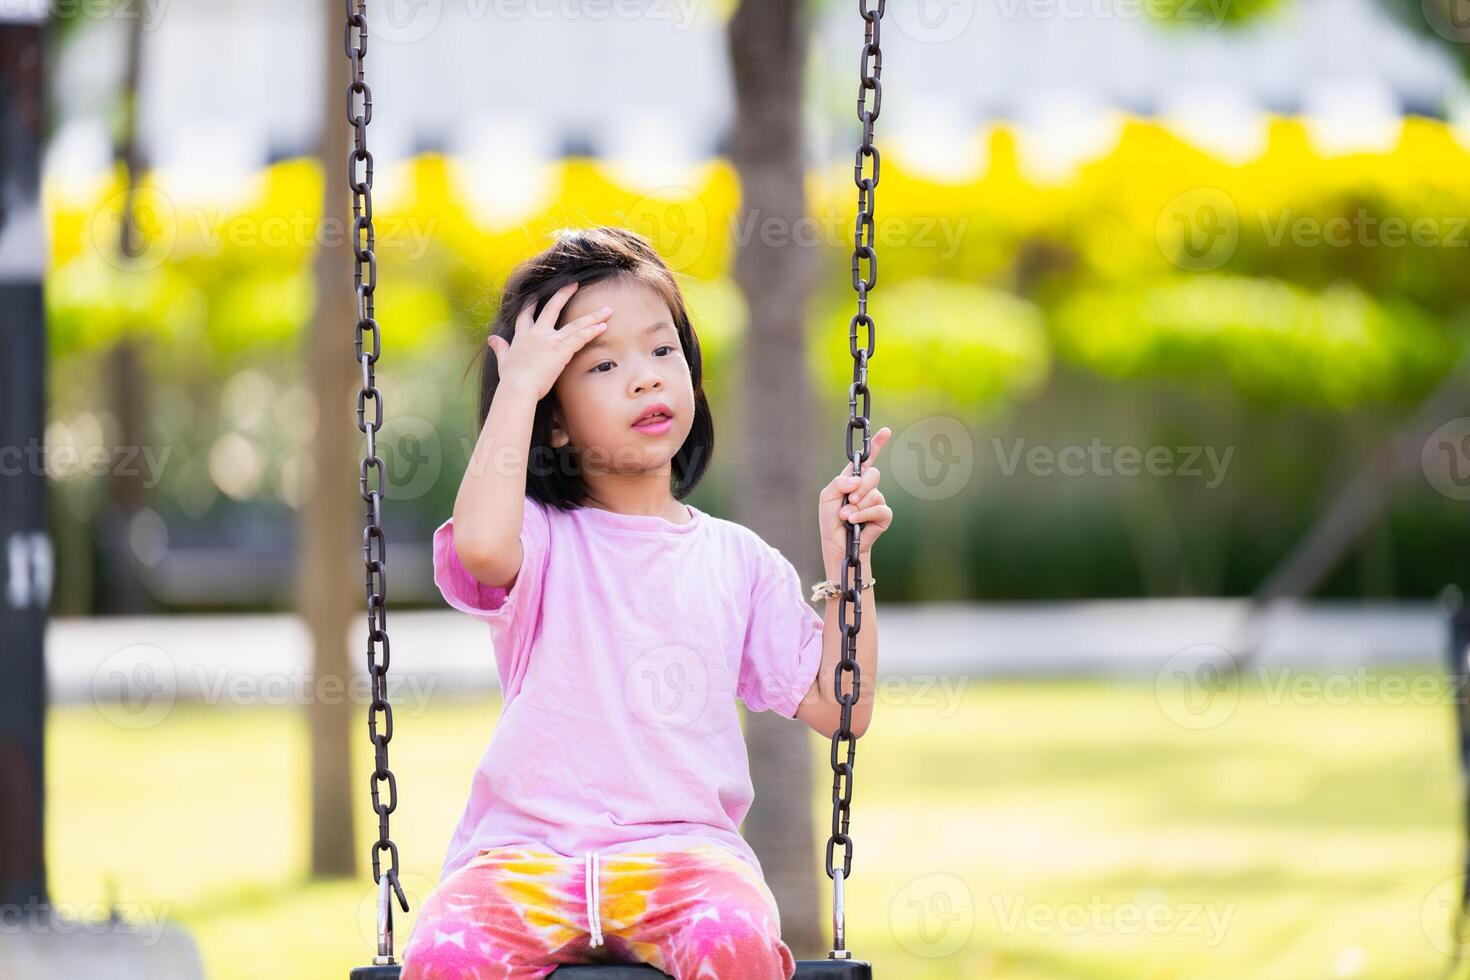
[51,600,1450,709]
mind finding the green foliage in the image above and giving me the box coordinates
[42,118,1470,600]
[1052,276,1458,408]
[812,279,1051,416]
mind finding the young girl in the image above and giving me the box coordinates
[400,227,892,980]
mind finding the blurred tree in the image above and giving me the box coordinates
[727,0,825,958]
[301,0,358,879]
[96,4,149,614]
[1151,0,1470,73]
[1383,0,1470,75]
[1160,0,1470,651]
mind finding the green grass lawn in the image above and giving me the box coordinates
[46,670,1466,979]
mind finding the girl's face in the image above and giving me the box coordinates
[548,277,696,478]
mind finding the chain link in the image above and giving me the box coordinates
[823,0,884,948]
[345,0,408,949]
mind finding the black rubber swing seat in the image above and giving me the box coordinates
[352,960,872,979]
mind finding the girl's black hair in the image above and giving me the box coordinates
[474,226,715,512]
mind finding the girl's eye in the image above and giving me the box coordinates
[591,347,674,373]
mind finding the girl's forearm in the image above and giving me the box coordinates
[452,380,539,572]
[818,551,877,738]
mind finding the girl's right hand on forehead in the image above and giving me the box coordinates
[486,281,612,401]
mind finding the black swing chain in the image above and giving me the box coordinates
[345,0,408,926]
[825,0,884,916]
[341,0,878,956]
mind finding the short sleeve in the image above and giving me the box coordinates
[431,496,551,699]
[737,542,826,718]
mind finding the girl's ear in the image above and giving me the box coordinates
[549,406,570,449]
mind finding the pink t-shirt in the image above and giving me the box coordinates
[430,495,826,884]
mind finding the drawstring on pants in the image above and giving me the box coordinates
[584,850,604,947]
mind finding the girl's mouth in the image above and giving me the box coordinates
[632,415,673,435]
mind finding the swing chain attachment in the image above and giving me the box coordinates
[826,0,884,962]
[346,0,409,964]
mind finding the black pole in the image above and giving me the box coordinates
[0,10,49,919]
[1446,586,1470,970]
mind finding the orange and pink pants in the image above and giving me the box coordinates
[400,843,797,979]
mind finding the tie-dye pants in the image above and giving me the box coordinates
[399,843,798,979]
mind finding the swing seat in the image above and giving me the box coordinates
[351,960,872,978]
[551,964,872,979]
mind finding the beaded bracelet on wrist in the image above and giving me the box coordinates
[809,578,876,603]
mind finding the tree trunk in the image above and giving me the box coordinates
[100,10,148,614]
[726,0,825,958]
[302,0,358,879]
